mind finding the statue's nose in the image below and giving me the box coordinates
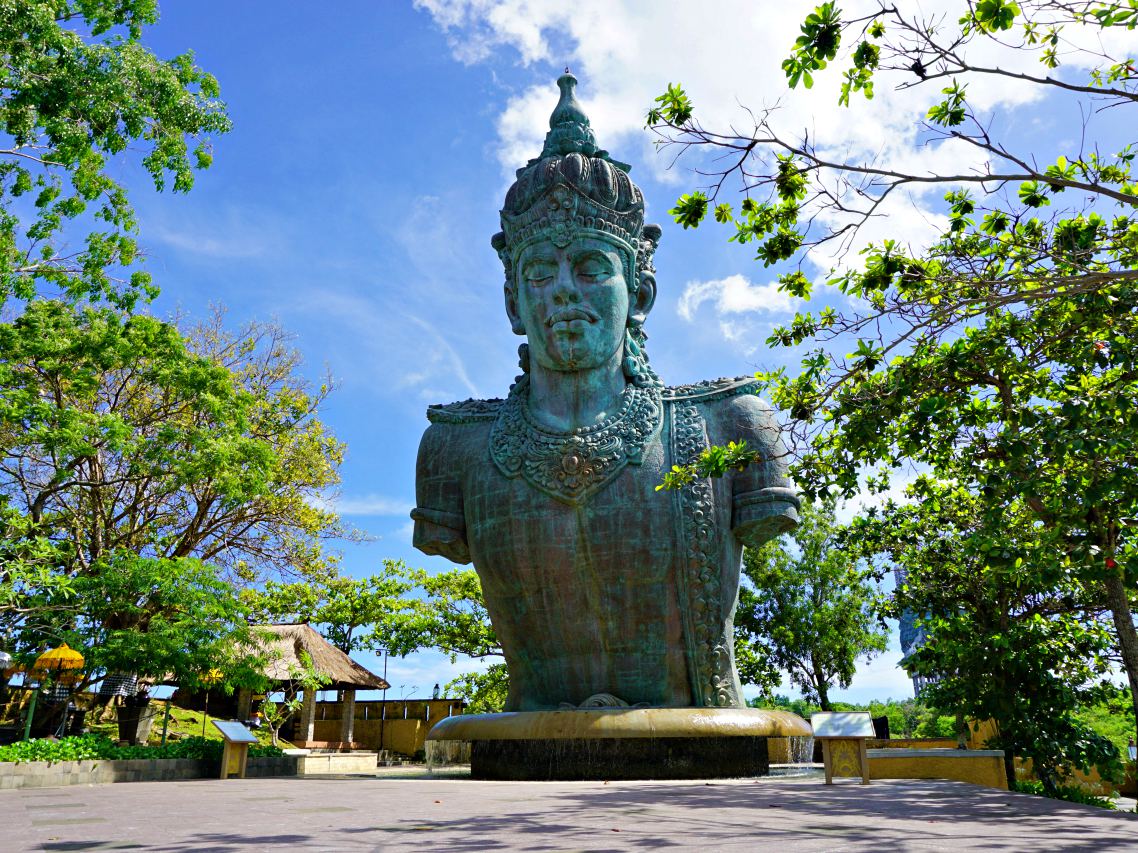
[551,260,580,303]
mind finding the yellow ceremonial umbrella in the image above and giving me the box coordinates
[199,668,224,737]
[33,643,85,685]
[23,644,85,741]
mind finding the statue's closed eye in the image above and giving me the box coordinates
[575,255,614,282]
[523,262,556,286]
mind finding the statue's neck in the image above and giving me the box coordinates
[525,351,626,432]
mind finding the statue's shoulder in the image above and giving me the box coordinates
[666,376,780,447]
[425,397,504,425]
[662,375,761,405]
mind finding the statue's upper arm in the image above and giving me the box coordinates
[708,393,800,549]
[411,422,471,564]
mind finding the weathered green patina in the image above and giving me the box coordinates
[412,74,799,712]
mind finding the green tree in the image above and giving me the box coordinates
[1,0,229,310]
[0,304,347,679]
[738,499,886,709]
[852,483,1121,791]
[383,565,506,713]
[444,663,508,715]
[57,555,264,688]
[241,563,411,655]
[649,1,1138,744]
[384,566,501,662]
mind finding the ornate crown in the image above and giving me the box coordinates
[491,72,660,284]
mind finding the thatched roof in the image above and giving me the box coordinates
[253,623,389,691]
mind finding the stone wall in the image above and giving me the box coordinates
[311,717,430,756]
[0,755,297,790]
[866,748,1009,789]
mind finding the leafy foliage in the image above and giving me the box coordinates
[0,306,348,686]
[648,0,1138,750]
[242,563,411,654]
[1013,779,1117,810]
[383,566,501,662]
[0,733,282,763]
[738,500,886,709]
[853,485,1123,791]
[0,0,230,309]
[444,663,508,714]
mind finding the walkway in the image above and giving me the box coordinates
[3,775,1136,851]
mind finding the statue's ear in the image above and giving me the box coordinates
[504,284,526,335]
[629,271,656,326]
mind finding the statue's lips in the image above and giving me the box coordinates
[546,308,599,328]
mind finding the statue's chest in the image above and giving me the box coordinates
[487,381,664,506]
[462,429,678,586]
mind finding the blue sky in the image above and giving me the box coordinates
[121,1,1135,704]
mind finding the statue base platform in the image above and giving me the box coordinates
[426,707,812,781]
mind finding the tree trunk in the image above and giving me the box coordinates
[1104,569,1138,750]
[812,658,831,711]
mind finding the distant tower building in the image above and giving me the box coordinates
[894,567,939,697]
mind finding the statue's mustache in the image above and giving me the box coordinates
[546,307,599,326]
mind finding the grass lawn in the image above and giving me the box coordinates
[87,701,285,748]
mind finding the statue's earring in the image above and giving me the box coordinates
[629,271,657,327]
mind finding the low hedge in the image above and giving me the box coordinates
[0,734,284,764]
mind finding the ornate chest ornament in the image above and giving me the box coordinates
[489,375,663,505]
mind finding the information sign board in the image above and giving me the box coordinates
[212,720,259,743]
[810,711,875,739]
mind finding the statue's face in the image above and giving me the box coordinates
[509,235,633,373]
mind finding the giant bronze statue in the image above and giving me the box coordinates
[418,74,807,779]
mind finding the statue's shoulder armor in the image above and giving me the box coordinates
[662,376,760,404]
[426,397,504,425]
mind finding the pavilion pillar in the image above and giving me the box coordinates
[298,688,316,744]
[340,689,356,745]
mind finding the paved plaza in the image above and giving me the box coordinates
[3,774,1138,852]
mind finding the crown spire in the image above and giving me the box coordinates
[540,71,599,159]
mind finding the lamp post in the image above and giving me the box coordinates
[200,668,223,738]
[378,649,388,756]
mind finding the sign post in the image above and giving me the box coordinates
[811,711,875,785]
[212,720,259,780]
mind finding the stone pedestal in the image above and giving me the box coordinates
[427,707,810,781]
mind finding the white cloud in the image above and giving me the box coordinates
[335,494,414,517]
[312,493,412,517]
[678,274,799,321]
[145,208,282,260]
[415,0,1138,284]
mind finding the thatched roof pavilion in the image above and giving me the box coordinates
[244,623,389,748]
[254,623,388,692]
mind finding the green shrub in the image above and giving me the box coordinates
[1014,779,1116,810]
[0,734,283,764]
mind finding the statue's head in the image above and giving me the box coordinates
[492,73,662,387]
